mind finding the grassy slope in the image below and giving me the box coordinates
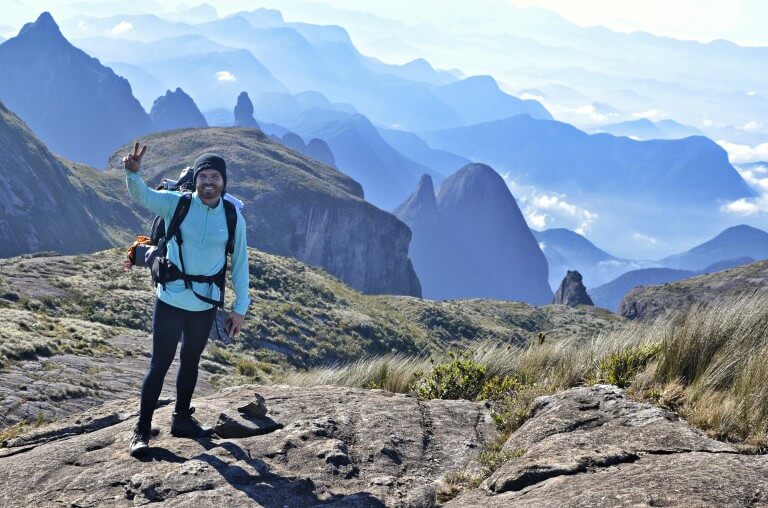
[621,259,768,320]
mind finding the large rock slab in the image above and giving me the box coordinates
[447,385,768,507]
[0,385,493,507]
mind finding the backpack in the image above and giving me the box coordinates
[149,193,238,308]
[127,166,240,308]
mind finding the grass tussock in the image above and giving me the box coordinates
[281,290,768,448]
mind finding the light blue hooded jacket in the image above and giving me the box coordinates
[125,170,250,315]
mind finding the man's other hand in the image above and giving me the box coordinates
[224,312,245,336]
[123,142,147,173]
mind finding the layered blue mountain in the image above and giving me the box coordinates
[395,166,553,305]
[421,114,754,203]
[379,128,469,178]
[72,34,287,111]
[596,118,703,140]
[149,88,207,132]
[660,225,768,270]
[590,257,754,311]
[531,228,643,289]
[258,105,436,210]
[0,13,151,167]
[63,9,549,132]
[279,132,336,168]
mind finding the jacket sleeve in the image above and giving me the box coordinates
[125,170,179,217]
[230,211,251,315]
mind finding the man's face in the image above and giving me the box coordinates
[196,169,224,200]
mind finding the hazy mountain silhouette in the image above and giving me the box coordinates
[280,132,336,167]
[149,88,207,132]
[281,107,435,210]
[422,114,755,203]
[395,165,552,304]
[661,225,768,270]
[0,12,152,167]
[379,128,469,178]
[233,91,260,128]
[596,118,703,140]
[65,9,548,132]
[531,228,641,289]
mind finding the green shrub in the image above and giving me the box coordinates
[235,358,261,380]
[411,352,487,400]
[592,343,661,388]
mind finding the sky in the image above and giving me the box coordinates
[226,0,768,45]
[3,0,768,46]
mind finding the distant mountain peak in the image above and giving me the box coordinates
[17,11,65,42]
[393,173,438,219]
[234,91,259,128]
[415,174,437,203]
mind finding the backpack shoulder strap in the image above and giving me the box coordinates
[165,193,193,244]
[223,198,238,255]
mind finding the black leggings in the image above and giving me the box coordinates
[138,299,216,426]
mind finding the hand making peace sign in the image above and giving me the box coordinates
[123,142,148,173]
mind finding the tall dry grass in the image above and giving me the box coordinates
[279,290,768,446]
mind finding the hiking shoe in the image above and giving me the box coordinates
[129,422,151,457]
[171,407,214,438]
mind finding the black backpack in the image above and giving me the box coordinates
[148,193,238,308]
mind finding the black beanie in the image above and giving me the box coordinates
[193,153,227,193]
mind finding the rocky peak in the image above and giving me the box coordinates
[394,174,438,220]
[234,91,260,128]
[552,270,594,306]
[305,138,335,167]
[436,163,508,212]
[149,87,207,132]
[16,12,65,44]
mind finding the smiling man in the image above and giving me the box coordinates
[123,144,250,457]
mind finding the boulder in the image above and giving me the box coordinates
[447,385,768,507]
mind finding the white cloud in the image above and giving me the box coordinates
[742,120,764,131]
[632,109,663,120]
[111,21,133,35]
[559,104,609,123]
[717,140,768,163]
[632,232,658,245]
[501,173,598,233]
[721,198,761,215]
[519,92,546,103]
[702,119,714,127]
[747,91,757,96]
[722,165,768,215]
[215,71,237,82]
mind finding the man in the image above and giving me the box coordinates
[123,143,250,457]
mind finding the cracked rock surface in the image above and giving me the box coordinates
[0,385,493,507]
[447,385,768,507]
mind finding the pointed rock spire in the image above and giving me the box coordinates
[234,91,260,128]
[393,174,437,219]
[552,270,594,306]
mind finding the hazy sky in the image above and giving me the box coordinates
[241,0,768,45]
[3,0,767,45]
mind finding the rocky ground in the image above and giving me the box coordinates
[0,385,493,507]
[448,385,768,507]
[0,384,765,507]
